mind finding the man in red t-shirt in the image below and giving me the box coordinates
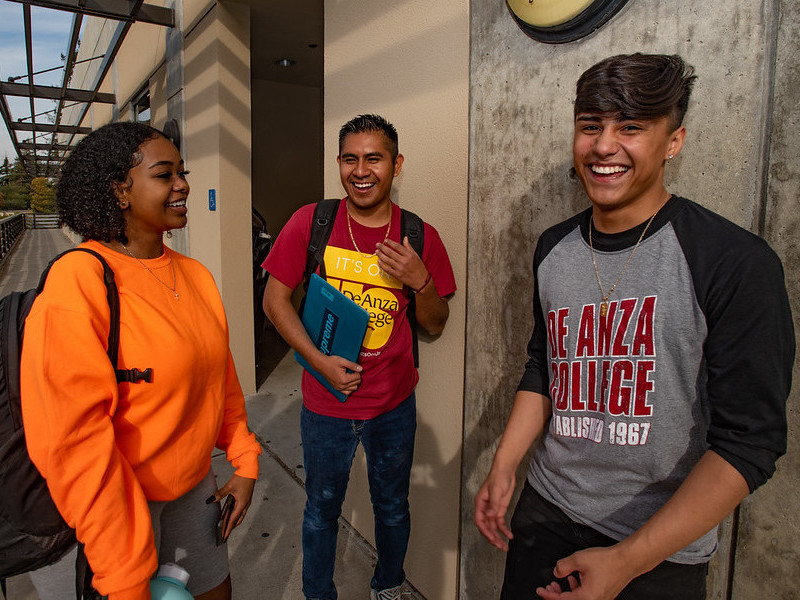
[263,114,456,600]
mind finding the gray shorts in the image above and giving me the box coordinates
[29,469,229,599]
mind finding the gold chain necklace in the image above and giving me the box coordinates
[589,211,657,317]
[346,206,392,257]
[121,244,179,299]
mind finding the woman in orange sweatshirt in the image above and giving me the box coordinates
[21,122,261,600]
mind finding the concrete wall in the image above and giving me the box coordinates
[325,2,470,598]
[461,1,800,598]
[735,1,800,598]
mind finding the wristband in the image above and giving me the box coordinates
[412,272,432,294]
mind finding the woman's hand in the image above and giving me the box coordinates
[208,474,256,540]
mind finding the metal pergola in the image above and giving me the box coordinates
[1,0,175,178]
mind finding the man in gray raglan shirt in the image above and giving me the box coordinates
[474,54,794,600]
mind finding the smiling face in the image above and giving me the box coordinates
[115,135,189,241]
[337,131,403,216]
[573,113,685,230]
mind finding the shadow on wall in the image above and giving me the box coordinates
[460,160,587,598]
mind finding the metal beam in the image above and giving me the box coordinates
[22,158,64,165]
[6,0,174,27]
[44,13,83,162]
[1,0,172,174]
[11,122,92,134]
[0,93,24,161]
[18,142,73,152]
[63,2,143,149]
[23,4,37,176]
[0,82,116,104]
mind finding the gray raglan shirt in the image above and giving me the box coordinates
[518,196,794,564]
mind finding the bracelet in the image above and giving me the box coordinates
[412,272,432,294]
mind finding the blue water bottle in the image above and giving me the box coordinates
[150,563,193,600]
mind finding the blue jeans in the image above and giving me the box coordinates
[300,393,416,600]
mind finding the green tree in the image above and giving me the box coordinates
[0,158,32,210]
[0,157,11,186]
[29,177,57,213]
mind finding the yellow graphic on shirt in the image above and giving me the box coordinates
[324,247,402,350]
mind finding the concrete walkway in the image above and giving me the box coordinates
[3,229,424,600]
[0,228,75,296]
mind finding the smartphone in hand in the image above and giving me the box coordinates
[215,495,235,546]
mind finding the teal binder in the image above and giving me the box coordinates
[295,274,370,401]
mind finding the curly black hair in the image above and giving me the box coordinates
[575,53,697,131]
[57,121,165,243]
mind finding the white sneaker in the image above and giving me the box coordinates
[370,585,403,600]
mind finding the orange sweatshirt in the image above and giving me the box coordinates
[21,241,261,600]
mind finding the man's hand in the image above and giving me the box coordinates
[314,354,363,396]
[474,466,516,551]
[536,546,634,600]
[264,277,363,396]
[474,391,551,552]
[375,237,428,291]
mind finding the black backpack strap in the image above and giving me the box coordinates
[304,199,340,288]
[36,248,151,385]
[400,209,424,257]
[37,248,121,365]
[75,543,106,599]
[400,209,425,368]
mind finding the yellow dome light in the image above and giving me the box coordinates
[507,0,632,43]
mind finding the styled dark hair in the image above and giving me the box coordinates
[575,53,697,130]
[57,121,165,243]
[338,114,399,159]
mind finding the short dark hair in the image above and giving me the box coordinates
[57,121,165,244]
[338,114,399,159]
[574,53,697,130]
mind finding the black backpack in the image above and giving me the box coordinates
[304,198,425,366]
[0,247,149,598]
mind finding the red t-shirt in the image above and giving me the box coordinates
[264,198,456,419]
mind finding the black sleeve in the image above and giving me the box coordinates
[675,204,795,492]
[517,238,550,395]
[517,216,583,395]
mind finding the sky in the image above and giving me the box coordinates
[0,3,75,163]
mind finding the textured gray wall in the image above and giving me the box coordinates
[462,1,799,598]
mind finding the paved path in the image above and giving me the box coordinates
[0,228,74,296]
[2,231,425,600]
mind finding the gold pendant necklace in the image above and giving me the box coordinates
[589,211,657,317]
[121,244,179,299]
[346,206,392,257]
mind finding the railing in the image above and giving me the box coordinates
[0,213,25,266]
[25,213,60,229]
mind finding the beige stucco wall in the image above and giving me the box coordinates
[113,23,166,107]
[62,1,257,393]
[183,1,255,392]
[324,2,470,598]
